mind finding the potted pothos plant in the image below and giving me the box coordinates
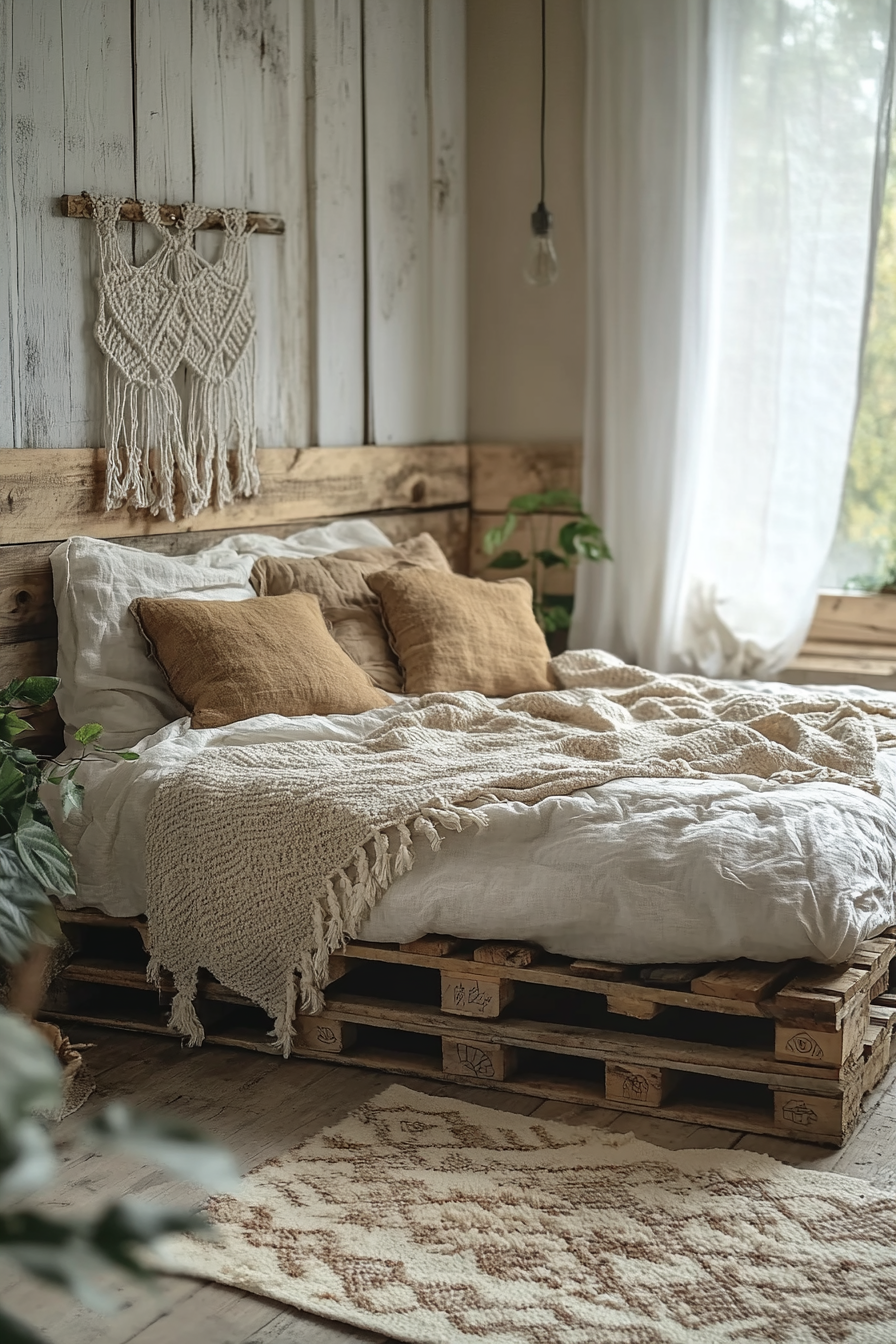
[0,675,239,1343]
[482,488,612,635]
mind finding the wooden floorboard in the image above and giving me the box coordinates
[4,1028,895,1343]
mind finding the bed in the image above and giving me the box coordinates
[4,443,896,1144]
[47,700,896,969]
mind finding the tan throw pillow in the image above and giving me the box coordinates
[250,532,451,690]
[324,605,403,695]
[334,532,452,572]
[130,592,391,729]
[366,569,556,696]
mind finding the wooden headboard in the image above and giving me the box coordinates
[0,444,470,749]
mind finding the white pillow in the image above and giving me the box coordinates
[51,537,255,751]
[201,518,393,559]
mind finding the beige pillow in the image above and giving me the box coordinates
[250,532,451,690]
[334,532,452,571]
[366,569,556,696]
[130,592,391,729]
[324,605,403,695]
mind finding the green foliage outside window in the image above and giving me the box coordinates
[828,115,896,591]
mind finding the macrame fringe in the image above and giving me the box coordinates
[184,355,259,515]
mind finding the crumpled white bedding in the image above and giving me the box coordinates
[47,683,896,966]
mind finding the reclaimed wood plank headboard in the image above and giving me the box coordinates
[0,444,470,749]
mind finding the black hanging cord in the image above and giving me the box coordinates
[531,0,550,237]
[539,0,546,206]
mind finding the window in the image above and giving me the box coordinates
[823,113,896,591]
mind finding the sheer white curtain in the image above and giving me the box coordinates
[572,0,895,677]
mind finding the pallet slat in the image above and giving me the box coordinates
[691,960,800,1002]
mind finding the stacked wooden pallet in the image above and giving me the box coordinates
[46,908,896,1146]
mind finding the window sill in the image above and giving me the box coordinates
[781,591,896,689]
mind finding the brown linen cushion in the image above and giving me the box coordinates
[250,533,451,691]
[130,592,391,729]
[250,532,451,604]
[323,605,404,695]
[365,569,556,696]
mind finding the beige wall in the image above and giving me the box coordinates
[466,0,586,442]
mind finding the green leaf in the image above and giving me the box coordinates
[0,1210,71,1249]
[0,680,25,706]
[0,1010,61,1198]
[0,754,27,826]
[0,837,50,964]
[507,488,583,515]
[538,603,572,632]
[504,492,543,514]
[92,1200,208,1269]
[27,900,63,948]
[0,1302,49,1344]
[482,513,517,554]
[486,550,527,570]
[73,723,103,746]
[576,536,613,562]
[15,676,59,707]
[9,745,39,769]
[86,1104,240,1193]
[4,1222,117,1313]
[557,518,613,563]
[0,712,31,744]
[0,1010,61,1123]
[14,819,76,898]
[0,1201,206,1310]
[59,777,85,821]
[535,549,567,569]
[558,519,581,557]
[115,751,140,761]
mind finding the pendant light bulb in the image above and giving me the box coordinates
[524,201,559,287]
[524,0,558,287]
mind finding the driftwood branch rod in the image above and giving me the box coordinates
[59,193,285,235]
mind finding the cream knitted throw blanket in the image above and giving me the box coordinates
[144,651,896,1054]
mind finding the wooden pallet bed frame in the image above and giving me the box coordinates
[48,906,896,1147]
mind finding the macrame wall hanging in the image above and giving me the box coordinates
[72,193,275,520]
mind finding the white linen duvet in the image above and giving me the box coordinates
[47,684,896,967]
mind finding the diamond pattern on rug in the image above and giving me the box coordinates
[160,1084,896,1344]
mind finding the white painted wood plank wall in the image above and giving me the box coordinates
[60,1,135,446]
[0,0,465,452]
[308,0,365,447]
[364,0,431,445]
[0,2,15,448]
[191,0,309,448]
[133,1,194,253]
[427,0,467,442]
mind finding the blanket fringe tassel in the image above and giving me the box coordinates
[285,802,489,1053]
[149,954,206,1048]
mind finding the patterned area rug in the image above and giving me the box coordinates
[164,1084,896,1344]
